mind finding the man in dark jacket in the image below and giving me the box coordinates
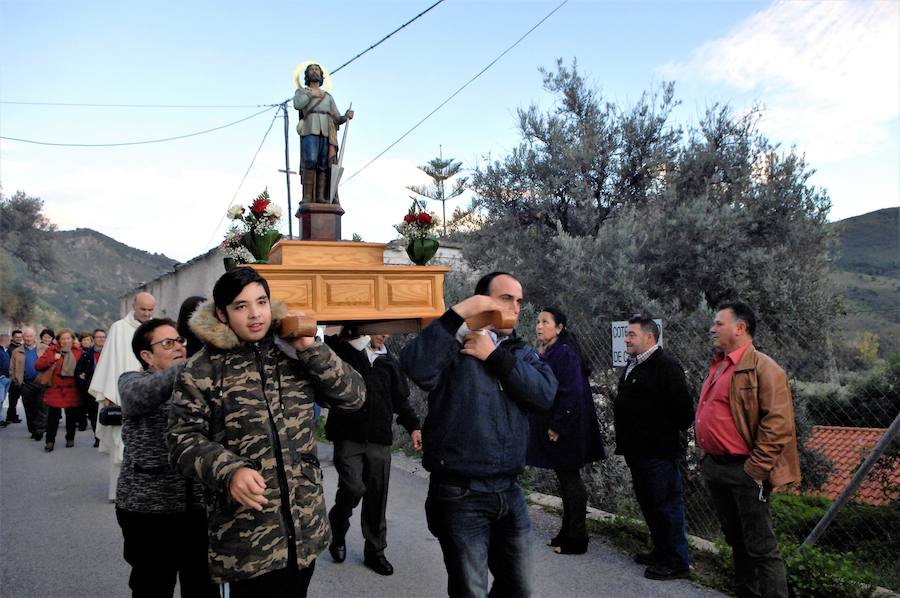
[116,318,218,598]
[615,315,694,581]
[0,333,10,427]
[325,332,421,576]
[3,330,23,424]
[75,328,106,446]
[401,271,557,598]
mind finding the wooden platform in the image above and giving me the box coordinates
[251,240,448,332]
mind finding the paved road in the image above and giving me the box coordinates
[0,416,722,598]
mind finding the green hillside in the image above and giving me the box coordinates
[2,228,178,331]
[828,207,900,356]
[831,207,899,276]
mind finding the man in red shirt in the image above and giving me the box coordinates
[696,302,799,598]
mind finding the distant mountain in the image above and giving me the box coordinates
[831,207,899,277]
[2,228,178,331]
[828,207,900,356]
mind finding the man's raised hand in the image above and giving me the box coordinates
[451,295,503,321]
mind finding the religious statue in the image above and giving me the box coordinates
[294,63,354,204]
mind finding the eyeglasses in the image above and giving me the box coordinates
[150,337,187,350]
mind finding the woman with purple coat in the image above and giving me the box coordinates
[527,306,606,554]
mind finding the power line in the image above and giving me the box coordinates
[0,106,277,147]
[2,1,444,146]
[331,0,445,76]
[201,110,282,254]
[341,0,568,186]
[0,101,274,108]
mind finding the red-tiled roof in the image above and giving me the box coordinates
[804,425,899,506]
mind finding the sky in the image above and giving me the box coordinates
[1,0,898,263]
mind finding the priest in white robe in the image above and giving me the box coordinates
[89,292,156,500]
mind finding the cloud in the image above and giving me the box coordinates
[338,157,471,242]
[660,0,900,163]
[2,150,470,263]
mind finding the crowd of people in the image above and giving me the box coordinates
[0,326,106,451]
[0,267,800,598]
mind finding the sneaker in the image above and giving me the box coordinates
[644,564,691,581]
[65,440,75,448]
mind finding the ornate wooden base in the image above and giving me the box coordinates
[297,202,344,241]
[253,240,448,332]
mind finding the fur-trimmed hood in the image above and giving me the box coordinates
[188,298,289,351]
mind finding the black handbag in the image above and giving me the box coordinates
[99,404,123,426]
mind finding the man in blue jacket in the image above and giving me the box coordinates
[401,271,557,598]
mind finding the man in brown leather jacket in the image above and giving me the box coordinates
[695,302,799,598]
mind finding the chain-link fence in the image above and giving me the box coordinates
[383,305,899,591]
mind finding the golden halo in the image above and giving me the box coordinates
[293,61,332,92]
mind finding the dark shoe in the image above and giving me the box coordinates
[634,552,661,566]
[44,442,55,452]
[328,538,346,563]
[65,439,75,448]
[31,432,43,441]
[78,421,87,432]
[553,537,589,555]
[0,421,8,428]
[93,438,101,448]
[7,417,22,423]
[547,535,562,547]
[644,564,691,581]
[363,554,394,576]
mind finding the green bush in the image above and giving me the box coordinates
[771,494,900,591]
[782,544,876,598]
[771,493,829,541]
[793,380,853,426]
[846,354,900,427]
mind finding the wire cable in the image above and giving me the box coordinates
[331,0,445,76]
[3,1,443,145]
[201,110,282,253]
[0,101,275,108]
[340,0,568,186]
[0,106,277,147]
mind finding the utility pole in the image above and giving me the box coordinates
[277,100,295,239]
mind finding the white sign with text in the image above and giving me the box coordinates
[611,319,663,367]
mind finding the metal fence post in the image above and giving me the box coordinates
[802,409,900,547]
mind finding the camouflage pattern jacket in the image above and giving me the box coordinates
[166,300,365,582]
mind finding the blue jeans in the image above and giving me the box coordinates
[425,479,532,598]
[0,376,10,422]
[625,456,690,570]
[301,134,329,172]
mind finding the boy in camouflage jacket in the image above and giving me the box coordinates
[167,268,365,596]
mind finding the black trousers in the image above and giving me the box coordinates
[5,382,21,420]
[555,469,588,540]
[329,440,392,556]
[116,508,220,598]
[74,391,98,434]
[703,457,787,598]
[229,560,315,598]
[20,381,46,435]
[45,406,77,444]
